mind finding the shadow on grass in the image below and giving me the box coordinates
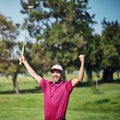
[76,79,120,94]
[76,79,120,87]
[0,79,119,95]
[0,87,42,94]
[94,98,110,104]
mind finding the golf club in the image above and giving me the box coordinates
[19,5,34,65]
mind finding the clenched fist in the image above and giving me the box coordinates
[79,55,85,62]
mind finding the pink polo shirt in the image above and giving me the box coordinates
[40,78,73,120]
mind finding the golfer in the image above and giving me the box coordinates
[19,54,85,120]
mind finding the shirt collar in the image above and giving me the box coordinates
[51,80,63,86]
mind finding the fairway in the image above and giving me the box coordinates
[0,76,120,120]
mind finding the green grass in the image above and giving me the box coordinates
[0,76,120,120]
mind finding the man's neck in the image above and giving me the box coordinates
[52,80,62,84]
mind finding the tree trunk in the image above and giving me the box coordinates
[117,70,120,79]
[12,71,19,94]
[102,67,116,82]
[61,64,66,81]
[86,67,93,82]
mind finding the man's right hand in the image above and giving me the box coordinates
[19,55,26,64]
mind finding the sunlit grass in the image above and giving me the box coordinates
[0,75,120,120]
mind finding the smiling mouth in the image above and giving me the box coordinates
[53,77,58,81]
[53,76,60,81]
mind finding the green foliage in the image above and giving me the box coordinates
[100,20,120,82]
[0,14,20,75]
[0,13,23,93]
[101,20,120,68]
[20,0,120,82]
[20,0,95,74]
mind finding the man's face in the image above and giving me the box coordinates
[51,69,62,83]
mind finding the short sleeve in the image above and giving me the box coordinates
[40,78,48,92]
[66,80,73,93]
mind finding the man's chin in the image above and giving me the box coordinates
[53,79,59,83]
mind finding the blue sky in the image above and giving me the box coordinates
[88,0,120,34]
[0,0,120,34]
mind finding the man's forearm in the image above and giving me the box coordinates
[19,55,42,83]
[23,60,36,78]
[71,55,85,87]
[77,61,84,82]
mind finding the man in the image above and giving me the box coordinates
[19,54,85,120]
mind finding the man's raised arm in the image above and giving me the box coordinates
[71,55,85,87]
[19,56,42,84]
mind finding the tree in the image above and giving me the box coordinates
[101,19,120,82]
[84,33,102,82]
[0,13,21,94]
[20,0,95,80]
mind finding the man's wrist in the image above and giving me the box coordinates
[22,58,26,63]
[81,60,85,65]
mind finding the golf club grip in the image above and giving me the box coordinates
[19,60,22,65]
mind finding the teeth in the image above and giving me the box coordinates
[28,6,34,9]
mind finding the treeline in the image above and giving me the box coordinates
[0,0,120,93]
